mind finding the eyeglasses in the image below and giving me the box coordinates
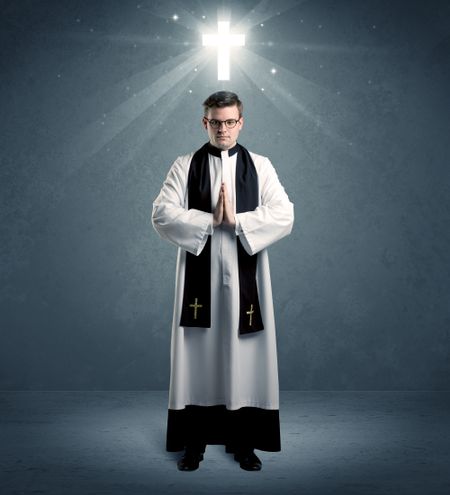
[204,117,241,129]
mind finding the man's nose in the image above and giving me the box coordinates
[217,121,227,130]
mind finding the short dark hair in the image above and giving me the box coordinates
[203,91,243,117]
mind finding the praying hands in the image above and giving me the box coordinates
[213,182,236,228]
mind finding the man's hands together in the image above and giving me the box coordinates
[213,182,236,228]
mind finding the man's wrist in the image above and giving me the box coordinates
[211,213,218,230]
[234,215,242,235]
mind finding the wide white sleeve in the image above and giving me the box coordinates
[151,155,214,255]
[235,157,294,255]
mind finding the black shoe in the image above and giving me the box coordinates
[177,450,204,471]
[234,450,262,471]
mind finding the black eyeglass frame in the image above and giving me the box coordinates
[203,117,242,129]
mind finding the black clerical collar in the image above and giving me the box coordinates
[206,142,240,158]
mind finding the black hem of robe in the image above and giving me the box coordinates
[166,404,281,453]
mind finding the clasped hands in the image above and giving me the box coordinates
[213,182,236,228]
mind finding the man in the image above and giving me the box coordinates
[152,91,294,471]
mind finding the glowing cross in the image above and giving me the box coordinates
[202,21,245,80]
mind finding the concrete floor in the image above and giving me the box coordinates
[0,391,449,495]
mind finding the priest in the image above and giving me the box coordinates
[152,91,294,471]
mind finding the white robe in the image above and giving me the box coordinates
[152,145,294,412]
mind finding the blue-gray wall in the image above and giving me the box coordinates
[1,0,449,390]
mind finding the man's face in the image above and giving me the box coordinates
[202,105,244,150]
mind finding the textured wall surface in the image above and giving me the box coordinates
[1,0,449,390]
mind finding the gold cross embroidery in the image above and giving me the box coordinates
[189,298,203,320]
[246,304,254,326]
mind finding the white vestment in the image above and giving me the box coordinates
[152,144,294,412]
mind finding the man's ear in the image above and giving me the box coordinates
[239,117,244,129]
[202,117,208,130]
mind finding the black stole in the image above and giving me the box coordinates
[179,142,264,335]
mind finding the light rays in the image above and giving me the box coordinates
[235,0,309,32]
[65,31,181,47]
[63,0,365,174]
[111,59,210,170]
[235,48,359,150]
[253,40,395,55]
[137,3,205,33]
[67,49,204,173]
[82,47,203,117]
